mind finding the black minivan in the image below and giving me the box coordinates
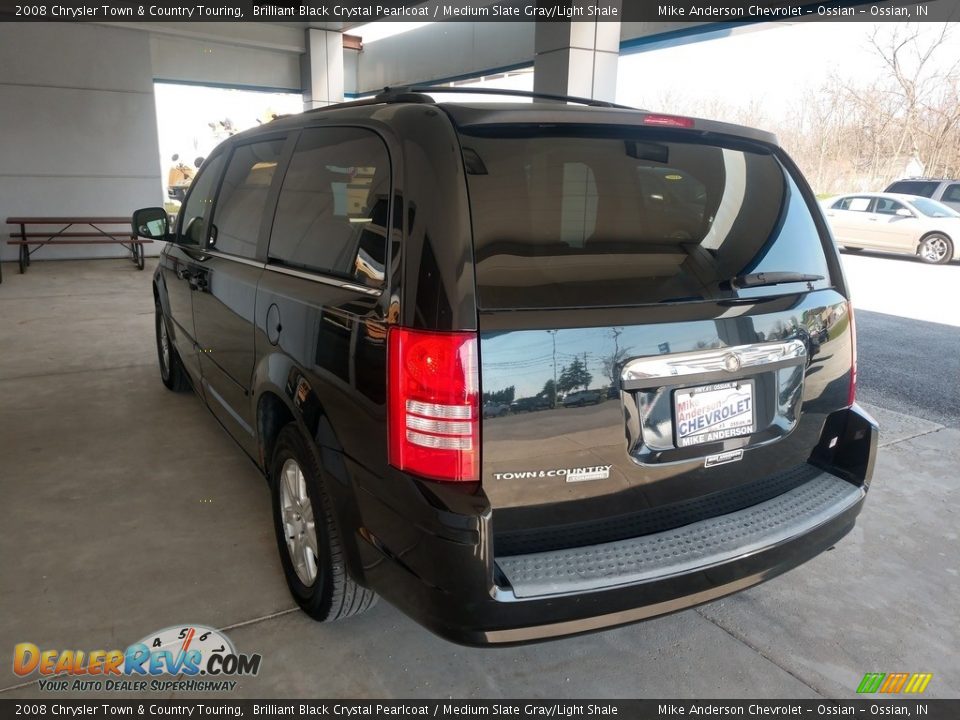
[134,89,878,645]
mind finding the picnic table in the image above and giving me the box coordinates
[3,216,152,283]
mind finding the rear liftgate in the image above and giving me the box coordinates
[494,339,863,598]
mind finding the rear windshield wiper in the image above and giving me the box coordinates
[721,271,824,290]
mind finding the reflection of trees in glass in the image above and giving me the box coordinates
[541,379,557,406]
[483,386,515,404]
[602,327,630,388]
[558,357,592,393]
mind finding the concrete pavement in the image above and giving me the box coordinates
[839,250,960,328]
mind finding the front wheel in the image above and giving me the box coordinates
[918,234,953,265]
[270,424,377,622]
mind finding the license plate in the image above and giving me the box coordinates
[674,380,755,448]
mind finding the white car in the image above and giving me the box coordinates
[821,192,960,264]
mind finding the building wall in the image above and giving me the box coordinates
[357,22,535,92]
[150,27,302,91]
[0,23,165,262]
[354,21,729,95]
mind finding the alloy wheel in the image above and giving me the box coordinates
[921,236,948,263]
[279,458,319,585]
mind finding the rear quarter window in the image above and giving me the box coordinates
[459,126,832,310]
[941,184,960,203]
[268,127,390,288]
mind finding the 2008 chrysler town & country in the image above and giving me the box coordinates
[134,88,878,645]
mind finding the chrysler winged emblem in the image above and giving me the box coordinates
[723,352,742,372]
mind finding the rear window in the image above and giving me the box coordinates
[459,126,833,310]
[886,181,940,198]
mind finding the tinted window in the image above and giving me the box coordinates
[833,196,873,212]
[942,184,960,203]
[213,140,284,259]
[460,127,832,309]
[886,181,939,198]
[178,154,225,246]
[269,128,390,287]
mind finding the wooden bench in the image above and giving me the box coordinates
[3,216,152,283]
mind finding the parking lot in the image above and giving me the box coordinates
[0,252,957,699]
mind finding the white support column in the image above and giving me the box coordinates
[302,28,344,110]
[533,4,622,102]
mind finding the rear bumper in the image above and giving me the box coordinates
[353,405,877,646]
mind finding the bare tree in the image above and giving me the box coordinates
[865,23,959,182]
[648,24,960,195]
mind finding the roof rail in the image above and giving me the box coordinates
[304,92,432,113]
[398,86,636,109]
[305,86,636,113]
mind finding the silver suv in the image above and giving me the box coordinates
[885,178,960,212]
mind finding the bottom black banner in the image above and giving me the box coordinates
[2,700,959,720]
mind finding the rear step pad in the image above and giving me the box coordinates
[496,472,863,599]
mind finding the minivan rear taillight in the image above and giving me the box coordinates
[388,328,479,482]
[847,302,857,406]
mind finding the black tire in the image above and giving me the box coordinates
[917,233,953,265]
[270,424,377,622]
[155,302,190,392]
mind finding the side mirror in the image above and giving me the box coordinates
[132,207,169,240]
[895,208,914,218]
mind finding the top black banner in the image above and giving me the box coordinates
[1,0,960,23]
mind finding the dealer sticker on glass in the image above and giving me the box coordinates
[674,380,755,448]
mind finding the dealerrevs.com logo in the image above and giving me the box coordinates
[13,625,262,692]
